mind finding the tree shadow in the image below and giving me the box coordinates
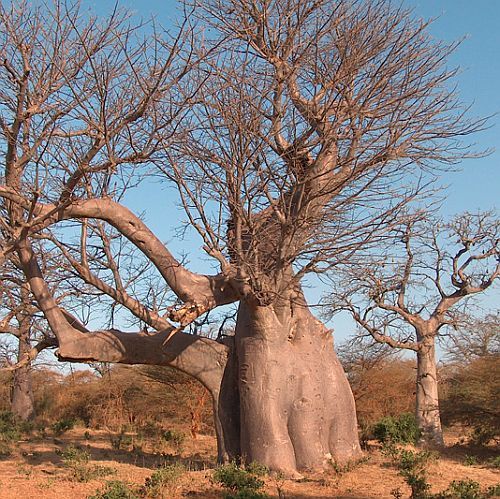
[438,441,499,467]
[20,442,216,471]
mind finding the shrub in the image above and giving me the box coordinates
[138,422,162,440]
[446,480,482,499]
[440,355,499,445]
[224,491,270,499]
[61,445,115,482]
[143,463,185,497]
[88,480,139,499]
[245,461,269,477]
[60,445,91,465]
[0,411,22,456]
[213,462,270,499]
[0,441,12,457]
[383,445,436,499]
[70,463,116,483]
[0,411,32,442]
[434,479,500,499]
[372,413,420,444]
[463,455,479,466]
[469,426,497,446]
[488,456,500,469]
[161,429,185,453]
[51,418,76,436]
[110,429,133,451]
[486,484,500,497]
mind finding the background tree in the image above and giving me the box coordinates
[329,211,499,446]
[337,339,415,440]
[445,312,499,363]
[0,0,487,473]
[0,256,58,420]
[440,313,499,445]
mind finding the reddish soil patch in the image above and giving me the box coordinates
[0,429,497,498]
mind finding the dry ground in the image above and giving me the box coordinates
[0,428,498,498]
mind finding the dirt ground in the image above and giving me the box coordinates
[0,428,498,498]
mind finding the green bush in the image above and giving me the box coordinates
[224,491,270,499]
[486,484,500,497]
[60,445,115,482]
[446,480,482,499]
[488,456,500,469]
[469,426,497,446]
[0,440,13,457]
[463,455,479,466]
[383,445,436,499]
[245,461,269,477]
[0,412,21,457]
[137,422,162,440]
[110,429,133,451]
[51,418,76,436]
[434,480,500,499]
[69,465,113,483]
[0,411,32,441]
[213,462,270,499]
[372,413,421,444]
[161,429,185,453]
[143,463,185,497]
[60,445,90,465]
[88,480,139,499]
[440,355,499,446]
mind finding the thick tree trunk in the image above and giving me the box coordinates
[11,336,35,421]
[226,297,361,475]
[416,340,444,447]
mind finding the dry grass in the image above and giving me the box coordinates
[0,428,497,498]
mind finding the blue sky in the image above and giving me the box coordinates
[83,1,499,347]
[90,0,499,218]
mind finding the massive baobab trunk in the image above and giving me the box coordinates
[216,292,362,474]
[416,340,444,447]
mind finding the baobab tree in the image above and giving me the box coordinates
[0,278,39,420]
[0,254,59,420]
[329,211,499,446]
[0,0,486,473]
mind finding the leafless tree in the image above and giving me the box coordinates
[445,312,499,363]
[328,211,499,446]
[0,0,488,472]
[0,247,61,420]
[440,312,499,444]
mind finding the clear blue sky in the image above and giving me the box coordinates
[85,1,499,345]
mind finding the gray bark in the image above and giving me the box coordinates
[233,296,362,474]
[11,335,35,421]
[416,340,444,447]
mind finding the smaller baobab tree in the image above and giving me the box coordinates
[328,211,499,447]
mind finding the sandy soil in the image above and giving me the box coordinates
[0,429,498,498]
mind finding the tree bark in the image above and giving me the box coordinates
[416,339,444,447]
[231,296,362,475]
[11,335,35,421]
